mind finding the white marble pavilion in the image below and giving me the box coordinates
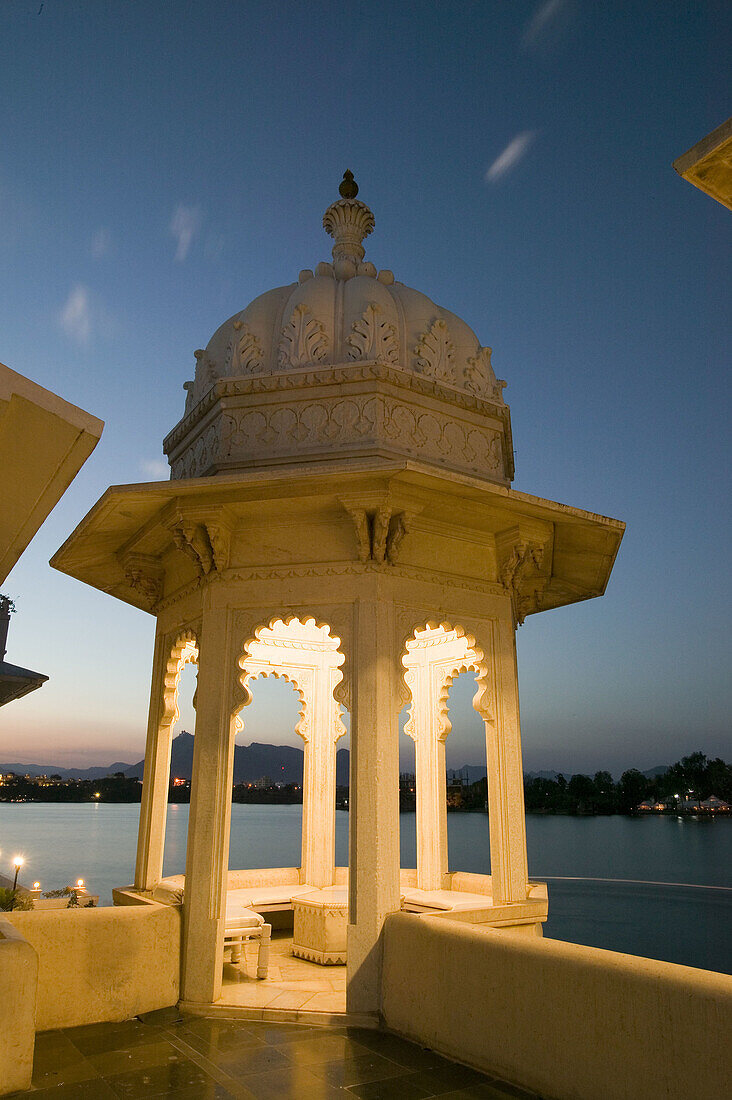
[52,172,624,1018]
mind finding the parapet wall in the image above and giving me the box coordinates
[381,912,732,1099]
[8,899,181,1031]
[0,918,37,1095]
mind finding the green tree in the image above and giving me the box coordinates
[618,769,649,812]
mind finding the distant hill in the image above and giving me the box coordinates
[447,765,487,784]
[2,737,667,787]
[0,760,134,780]
[124,731,351,787]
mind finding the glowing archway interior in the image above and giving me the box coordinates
[239,617,345,889]
[403,624,486,891]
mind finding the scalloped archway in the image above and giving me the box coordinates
[235,616,346,888]
[402,623,488,891]
[135,629,199,891]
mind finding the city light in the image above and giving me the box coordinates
[94,792,101,799]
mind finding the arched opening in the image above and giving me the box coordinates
[219,615,348,1012]
[402,623,488,893]
[161,658,197,878]
[230,673,306,870]
[135,630,198,892]
[443,670,492,876]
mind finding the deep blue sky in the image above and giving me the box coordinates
[0,1,729,775]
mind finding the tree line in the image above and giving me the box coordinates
[523,751,731,814]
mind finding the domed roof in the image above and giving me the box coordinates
[183,172,505,415]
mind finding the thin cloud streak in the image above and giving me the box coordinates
[170,204,201,261]
[90,227,111,258]
[485,132,536,182]
[57,285,92,344]
[521,0,574,53]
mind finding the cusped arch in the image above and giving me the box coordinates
[402,620,493,739]
[234,614,346,741]
[242,667,311,743]
[161,629,199,729]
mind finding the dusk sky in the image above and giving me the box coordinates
[0,1,729,777]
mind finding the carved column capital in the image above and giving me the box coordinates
[495,525,552,626]
[339,492,422,565]
[119,552,164,610]
[166,508,234,576]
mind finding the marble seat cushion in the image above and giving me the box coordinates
[225,888,255,908]
[247,885,312,907]
[402,888,493,911]
[152,878,314,910]
[224,908,264,931]
[152,878,185,905]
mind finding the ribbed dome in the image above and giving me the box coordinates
[183,179,504,416]
[167,174,512,485]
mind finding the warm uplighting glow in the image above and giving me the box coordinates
[76,879,85,888]
[12,855,24,869]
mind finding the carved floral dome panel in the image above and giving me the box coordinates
[166,178,513,485]
[184,272,503,414]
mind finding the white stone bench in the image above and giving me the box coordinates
[152,878,273,979]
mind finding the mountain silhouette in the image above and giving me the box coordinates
[124,731,351,786]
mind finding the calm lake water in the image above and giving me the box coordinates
[1,803,730,974]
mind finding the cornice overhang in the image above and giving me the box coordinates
[50,460,623,620]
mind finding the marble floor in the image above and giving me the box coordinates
[220,928,346,1015]
[14,1008,545,1098]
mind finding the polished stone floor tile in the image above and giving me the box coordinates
[278,1032,373,1065]
[245,1022,326,1045]
[30,1029,100,1088]
[170,1019,268,1056]
[103,1055,219,1097]
[87,1038,194,1078]
[26,1078,119,1099]
[234,1062,348,1099]
[343,1071,437,1099]
[205,1041,291,1076]
[336,1028,453,1071]
[137,1006,186,1026]
[20,1015,514,1099]
[437,1083,543,1099]
[65,1018,163,1055]
[402,1063,488,1094]
[308,1050,412,1087]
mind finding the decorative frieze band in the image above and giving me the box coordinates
[168,391,505,482]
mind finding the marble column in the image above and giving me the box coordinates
[480,614,529,903]
[346,593,401,1016]
[134,631,172,892]
[181,606,236,1005]
[404,658,448,892]
[301,664,343,888]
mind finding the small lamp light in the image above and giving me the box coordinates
[94,792,101,799]
[12,855,24,891]
[76,878,85,888]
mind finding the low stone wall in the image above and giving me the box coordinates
[0,919,37,1095]
[381,912,732,1099]
[8,899,181,1031]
